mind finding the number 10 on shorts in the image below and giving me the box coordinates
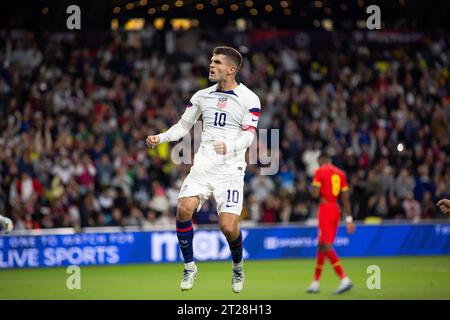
[227,189,239,204]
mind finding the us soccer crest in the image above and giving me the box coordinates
[217,96,227,109]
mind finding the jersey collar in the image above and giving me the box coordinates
[209,83,240,97]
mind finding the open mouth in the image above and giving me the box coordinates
[209,70,215,76]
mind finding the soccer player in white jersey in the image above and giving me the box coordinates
[0,214,13,234]
[146,46,261,293]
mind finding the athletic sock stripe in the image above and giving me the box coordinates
[176,226,193,232]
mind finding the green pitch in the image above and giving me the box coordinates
[1,256,449,300]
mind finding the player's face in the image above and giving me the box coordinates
[209,54,235,82]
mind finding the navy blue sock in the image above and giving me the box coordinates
[176,220,194,263]
[228,231,243,264]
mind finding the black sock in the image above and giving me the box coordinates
[228,231,243,264]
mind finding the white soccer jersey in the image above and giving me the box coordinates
[182,83,261,174]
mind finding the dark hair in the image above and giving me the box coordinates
[318,151,332,162]
[213,46,243,70]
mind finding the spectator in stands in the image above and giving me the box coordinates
[402,192,422,222]
[249,174,275,205]
[0,29,449,228]
[388,193,405,220]
[109,207,124,227]
[395,168,416,200]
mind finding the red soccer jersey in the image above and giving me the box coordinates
[312,164,348,204]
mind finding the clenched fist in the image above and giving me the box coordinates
[213,140,227,155]
[437,198,450,214]
[146,135,160,148]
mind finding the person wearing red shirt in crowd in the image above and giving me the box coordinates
[306,152,356,294]
[16,172,44,202]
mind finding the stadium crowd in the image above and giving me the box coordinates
[0,28,449,230]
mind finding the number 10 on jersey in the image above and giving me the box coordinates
[214,112,227,127]
[227,189,239,203]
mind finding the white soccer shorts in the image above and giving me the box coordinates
[178,165,245,216]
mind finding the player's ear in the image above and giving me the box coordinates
[229,65,237,76]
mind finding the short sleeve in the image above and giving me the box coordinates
[181,92,202,124]
[241,95,261,132]
[312,169,322,188]
[340,172,349,192]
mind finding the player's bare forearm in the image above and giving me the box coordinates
[340,191,355,233]
[340,191,351,217]
[149,118,194,147]
[311,186,320,199]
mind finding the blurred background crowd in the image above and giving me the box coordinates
[0,27,449,230]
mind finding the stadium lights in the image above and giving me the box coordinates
[230,4,239,11]
[125,18,145,30]
[322,18,333,31]
[154,18,165,30]
[171,19,192,30]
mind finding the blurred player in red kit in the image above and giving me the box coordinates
[306,152,356,294]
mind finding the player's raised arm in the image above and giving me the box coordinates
[146,98,201,148]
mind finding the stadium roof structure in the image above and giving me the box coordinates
[0,0,449,31]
